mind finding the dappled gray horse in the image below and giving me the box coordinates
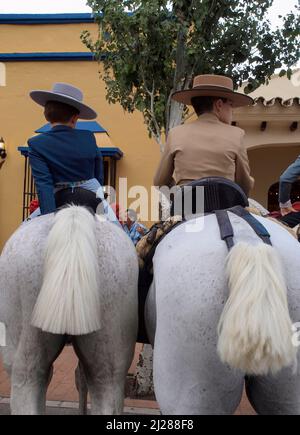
[145,213,300,414]
[0,206,138,415]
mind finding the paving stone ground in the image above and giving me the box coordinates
[0,345,255,415]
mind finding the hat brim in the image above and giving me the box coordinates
[172,86,253,108]
[30,91,97,120]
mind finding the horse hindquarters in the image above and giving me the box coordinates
[150,215,300,414]
[151,247,245,415]
[10,328,65,415]
[71,221,138,415]
[1,208,138,415]
[72,283,138,414]
[72,332,129,415]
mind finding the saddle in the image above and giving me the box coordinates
[170,177,249,218]
[137,177,271,344]
[55,187,102,214]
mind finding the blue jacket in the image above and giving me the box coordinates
[28,125,104,215]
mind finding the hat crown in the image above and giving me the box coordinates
[51,83,83,102]
[193,75,233,91]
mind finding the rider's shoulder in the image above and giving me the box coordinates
[169,120,245,136]
[27,133,46,148]
[168,122,191,137]
[74,128,93,136]
[74,129,96,141]
[227,124,245,138]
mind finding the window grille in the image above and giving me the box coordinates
[19,147,122,220]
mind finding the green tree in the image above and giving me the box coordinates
[82,0,300,150]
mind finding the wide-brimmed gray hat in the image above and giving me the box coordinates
[30,83,97,120]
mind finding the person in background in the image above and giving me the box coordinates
[29,199,39,214]
[123,209,148,245]
[111,203,124,225]
[279,157,300,216]
[0,145,6,170]
[95,186,122,227]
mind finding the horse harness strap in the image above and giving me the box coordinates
[216,205,272,251]
[230,205,272,246]
[140,205,272,270]
[215,210,234,251]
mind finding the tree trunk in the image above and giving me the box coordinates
[168,100,185,132]
[134,344,154,397]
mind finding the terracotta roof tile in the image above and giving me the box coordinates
[253,97,300,107]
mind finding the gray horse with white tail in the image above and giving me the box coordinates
[145,212,300,414]
[0,206,138,415]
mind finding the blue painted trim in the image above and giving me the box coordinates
[0,52,97,62]
[101,148,124,160]
[0,13,98,24]
[18,146,123,160]
[35,122,107,134]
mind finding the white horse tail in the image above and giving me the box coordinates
[31,205,101,335]
[217,242,297,375]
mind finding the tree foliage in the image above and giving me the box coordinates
[81,0,300,149]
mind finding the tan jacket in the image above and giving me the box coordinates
[154,113,254,196]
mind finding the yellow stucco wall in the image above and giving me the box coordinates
[0,22,161,250]
[0,23,99,53]
[0,20,299,250]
